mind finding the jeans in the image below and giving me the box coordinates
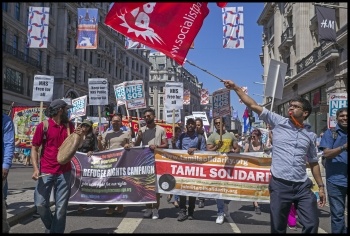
[179,195,196,215]
[34,171,71,233]
[327,180,347,234]
[216,199,230,215]
[2,180,10,233]
[3,179,8,201]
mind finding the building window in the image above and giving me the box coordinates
[48,28,52,44]
[125,72,129,81]
[158,64,165,70]
[49,3,53,15]
[72,66,77,82]
[66,63,70,78]
[2,2,8,12]
[145,68,148,77]
[4,67,23,94]
[67,37,71,52]
[136,62,139,72]
[160,97,163,105]
[159,109,163,120]
[84,50,87,61]
[13,35,19,50]
[67,13,71,24]
[109,62,111,74]
[160,86,164,93]
[126,57,129,66]
[2,28,7,44]
[89,51,93,64]
[15,3,20,21]
[132,60,135,69]
[140,65,143,74]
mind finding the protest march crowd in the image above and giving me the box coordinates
[2,80,347,234]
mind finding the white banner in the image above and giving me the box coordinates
[124,80,147,110]
[32,75,54,102]
[164,109,181,124]
[165,82,183,110]
[212,88,231,118]
[222,6,244,49]
[328,93,347,128]
[88,78,108,105]
[114,83,126,106]
[69,95,87,120]
[27,7,50,48]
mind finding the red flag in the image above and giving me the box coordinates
[105,2,209,65]
[217,2,228,8]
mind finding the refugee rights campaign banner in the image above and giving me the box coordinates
[155,149,272,202]
[69,147,157,204]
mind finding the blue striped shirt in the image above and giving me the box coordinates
[2,114,15,170]
[259,108,318,182]
[176,132,206,151]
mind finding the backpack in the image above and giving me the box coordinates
[178,133,203,150]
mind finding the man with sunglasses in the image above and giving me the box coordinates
[134,108,168,219]
[207,117,240,224]
[223,80,326,233]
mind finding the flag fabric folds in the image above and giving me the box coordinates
[315,6,337,42]
[76,8,98,49]
[243,107,250,133]
[125,37,146,49]
[27,7,50,48]
[200,89,209,105]
[183,90,190,105]
[105,3,209,65]
[222,6,244,49]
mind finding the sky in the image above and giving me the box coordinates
[183,2,265,121]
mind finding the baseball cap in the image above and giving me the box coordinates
[81,119,93,127]
[49,99,73,109]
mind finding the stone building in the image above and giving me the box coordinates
[257,2,347,135]
[2,2,150,117]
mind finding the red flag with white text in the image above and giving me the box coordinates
[104,2,210,65]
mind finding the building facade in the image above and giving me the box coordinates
[257,2,347,135]
[149,52,211,123]
[2,2,151,118]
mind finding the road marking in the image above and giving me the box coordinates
[318,227,327,234]
[228,222,241,233]
[114,217,142,233]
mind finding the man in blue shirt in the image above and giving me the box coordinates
[175,118,206,222]
[2,113,15,233]
[223,80,326,233]
[319,107,347,234]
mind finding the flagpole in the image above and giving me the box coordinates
[185,60,224,82]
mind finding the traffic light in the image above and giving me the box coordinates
[104,105,110,117]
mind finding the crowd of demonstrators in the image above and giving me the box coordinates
[97,113,132,216]
[134,108,168,220]
[2,113,15,233]
[243,129,264,215]
[206,117,240,224]
[319,107,347,234]
[30,99,82,234]
[76,119,99,214]
[223,79,326,233]
[175,118,206,222]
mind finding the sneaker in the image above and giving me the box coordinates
[177,210,188,222]
[116,205,124,213]
[288,225,297,231]
[105,208,115,215]
[255,206,261,215]
[152,209,159,219]
[198,200,204,208]
[188,214,194,220]
[216,215,224,224]
[143,208,152,218]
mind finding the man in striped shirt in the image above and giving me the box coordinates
[223,80,326,234]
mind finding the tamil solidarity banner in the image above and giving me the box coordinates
[69,147,157,204]
[155,149,272,202]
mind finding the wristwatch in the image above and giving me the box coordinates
[340,145,346,152]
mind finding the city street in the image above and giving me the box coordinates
[7,162,346,233]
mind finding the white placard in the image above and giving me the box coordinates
[328,93,347,128]
[114,83,126,106]
[32,75,54,102]
[212,88,231,118]
[164,109,181,124]
[124,80,147,110]
[69,95,87,120]
[192,111,210,126]
[184,115,194,124]
[164,82,183,110]
[88,78,108,105]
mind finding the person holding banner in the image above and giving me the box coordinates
[319,107,347,234]
[206,117,240,225]
[76,119,99,214]
[134,108,168,220]
[31,99,81,234]
[223,80,326,233]
[195,118,207,209]
[175,118,207,222]
[97,113,132,216]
